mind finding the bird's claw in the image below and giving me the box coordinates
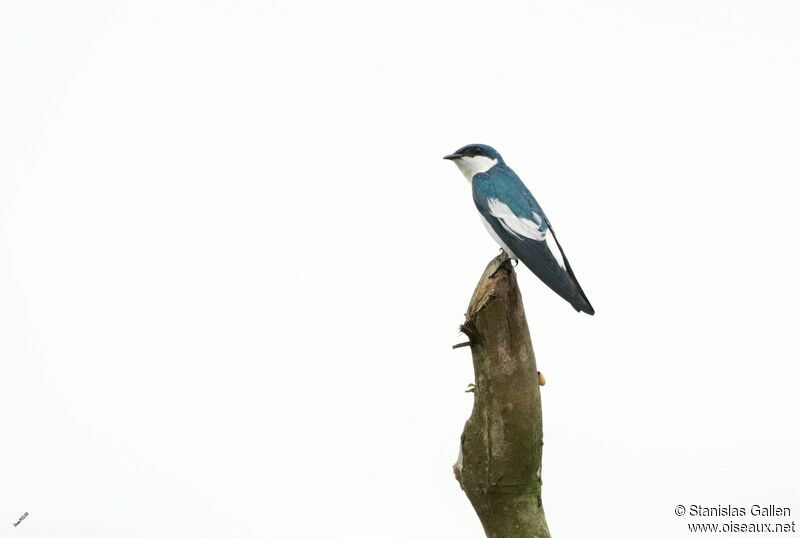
[490,256,515,278]
[465,383,476,393]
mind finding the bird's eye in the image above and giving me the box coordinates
[472,147,483,155]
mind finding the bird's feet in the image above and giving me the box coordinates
[490,255,516,278]
[465,383,476,393]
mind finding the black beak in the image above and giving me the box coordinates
[443,153,461,160]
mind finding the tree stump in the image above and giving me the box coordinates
[453,253,550,538]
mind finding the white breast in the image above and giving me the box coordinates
[480,214,518,260]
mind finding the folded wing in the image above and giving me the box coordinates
[477,196,595,315]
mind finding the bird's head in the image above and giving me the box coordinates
[444,144,504,181]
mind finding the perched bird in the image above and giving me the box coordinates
[445,144,594,315]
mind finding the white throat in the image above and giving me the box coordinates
[455,155,498,181]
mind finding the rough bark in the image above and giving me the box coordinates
[453,253,550,538]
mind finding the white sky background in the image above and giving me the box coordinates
[1,1,799,536]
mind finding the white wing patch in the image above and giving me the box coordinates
[545,232,567,271]
[487,198,545,240]
[487,198,567,271]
